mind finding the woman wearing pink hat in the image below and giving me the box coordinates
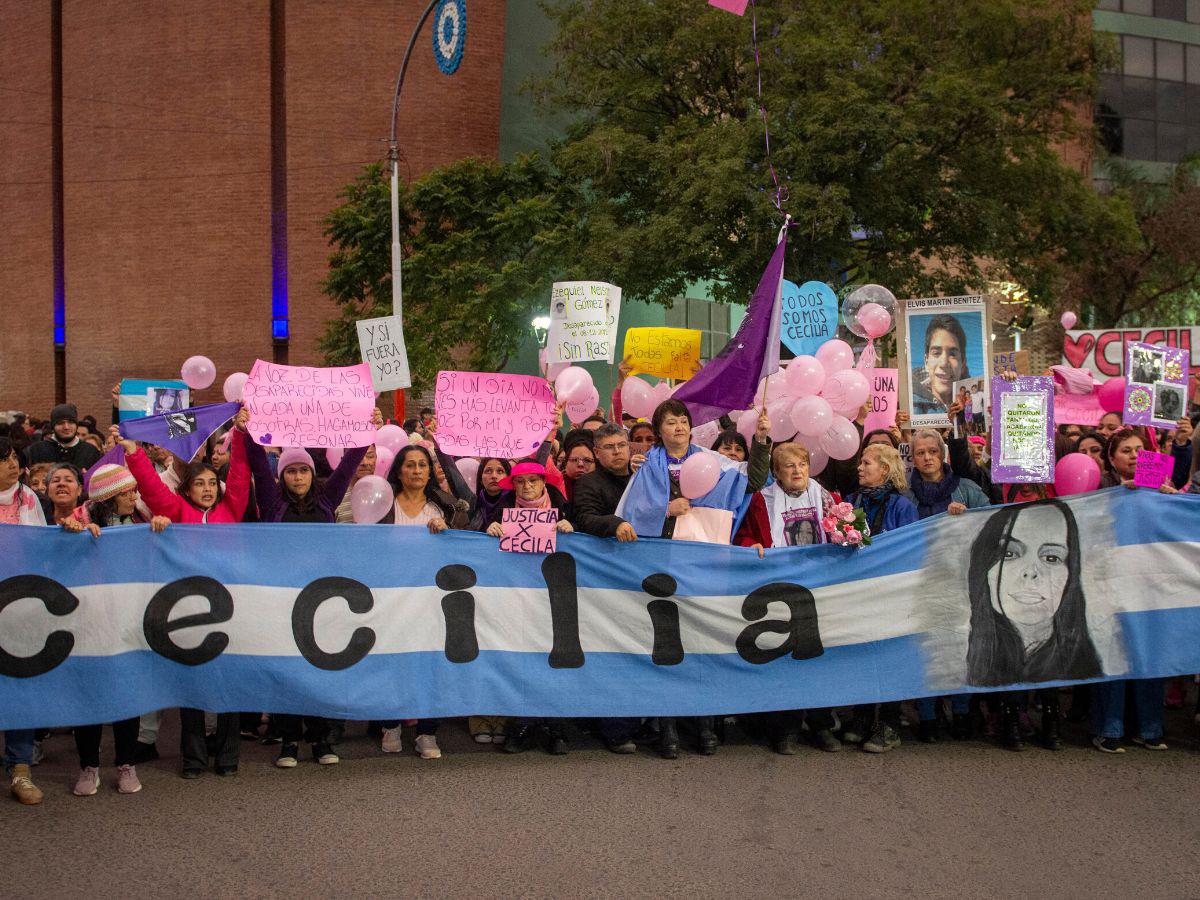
[483,461,574,538]
[62,463,170,796]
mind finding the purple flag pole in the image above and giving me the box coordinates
[673,224,788,426]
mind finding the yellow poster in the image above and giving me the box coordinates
[623,327,703,381]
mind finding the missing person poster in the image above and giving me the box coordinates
[1123,341,1188,428]
[546,281,622,365]
[898,295,991,429]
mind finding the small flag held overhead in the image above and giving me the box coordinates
[708,0,749,14]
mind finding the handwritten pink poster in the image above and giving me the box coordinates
[500,508,558,554]
[242,359,376,448]
[1133,450,1174,490]
[434,371,557,459]
[862,368,899,435]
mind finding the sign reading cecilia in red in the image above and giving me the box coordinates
[1063,327,1200,381]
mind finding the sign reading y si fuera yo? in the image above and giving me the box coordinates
[623,327,702,381]
[355,314,411,392]
[242,359,376,448]
[433,371,557,458]
[547,281,622,364]
[1063,326,1200,381]
[991,376,1054,484]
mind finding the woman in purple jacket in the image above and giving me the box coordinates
[244,436,369,768]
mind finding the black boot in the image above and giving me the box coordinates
[696,716,718,756]
[658,718,679,760]
[1001,702,1024,752]
[1040,699,1063,751]
[546,721,569,756]
[503,723,533,754]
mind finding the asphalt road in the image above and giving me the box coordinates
[7,704,1199,899]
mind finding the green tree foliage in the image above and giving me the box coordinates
[319,157,575,389]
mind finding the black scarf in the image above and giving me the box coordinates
[909,465,960,519]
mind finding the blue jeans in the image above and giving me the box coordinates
[1091,679,1164,740]
[4,729,35,771]
[916,695,970,722]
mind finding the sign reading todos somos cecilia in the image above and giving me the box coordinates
[242,360,376,449]
[546,281,621,365]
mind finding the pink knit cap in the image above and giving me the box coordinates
[277,448,315,473]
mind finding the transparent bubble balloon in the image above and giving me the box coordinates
[843,284,897,340]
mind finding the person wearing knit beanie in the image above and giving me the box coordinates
[276,448,315,474]
[87,464,137,504]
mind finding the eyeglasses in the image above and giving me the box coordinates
[596,441,628,452]
[567,456,595,466]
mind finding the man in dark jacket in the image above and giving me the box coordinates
[572,423,637,540]
[26,403,102,470]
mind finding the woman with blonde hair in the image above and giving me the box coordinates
[842,443,918,754]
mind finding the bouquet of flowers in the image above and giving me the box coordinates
[822,501,871,547]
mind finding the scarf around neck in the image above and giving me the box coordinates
[909,464,960,519]
[515,489,552,510]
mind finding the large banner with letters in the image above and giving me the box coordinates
[1063,326,1200,381]
[1,490,1198,729]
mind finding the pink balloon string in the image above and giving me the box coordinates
[751,0,787,213]
[856,341,877,372]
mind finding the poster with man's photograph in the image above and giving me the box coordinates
[1122,340,1189,428]
[899,295,991,429]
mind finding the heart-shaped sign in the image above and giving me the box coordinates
[1062,332,1095,370]
[780,280,838,358]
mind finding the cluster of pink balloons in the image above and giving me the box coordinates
[553,366,603,423]
[723,339,868,473]
[620,376,674,420]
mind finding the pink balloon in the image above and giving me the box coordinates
[679,452,721,499]
[222,372,248,403]
[1054,452,1101,496]
[621,377,654,419]
[784,355,826,398]
[1060,311,1078,330]
[651,381,673,405]
[766,397,796,442]
[1098,377,1126,414]
[567,385,601,423]
[822,369,871,416]
[555,366,593,404]
[736,408,759,442]
[856,303,892,340]
[546,361,569,381]
[791,395,833,437]
[807,447,829,476]
[326,446,344,469]
[375,424,409,454]
[181,355,216,391]
[820,415,860,460]
[456,457,480,486]
[373,447,396,478]
[815,340,854,374]
[350,475,393,524]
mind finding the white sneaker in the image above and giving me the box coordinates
[472,731,493,744]
[380,727,403,753]
[415,734,442,759]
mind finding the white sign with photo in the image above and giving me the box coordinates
[547,281,622,365]
[898,295,992,429]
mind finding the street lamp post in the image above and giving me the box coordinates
[386,0,439,422]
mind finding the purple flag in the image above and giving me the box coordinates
[673,232,786,426]
[119,402,239,464]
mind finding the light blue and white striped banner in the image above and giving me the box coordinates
[1,489,1198,729]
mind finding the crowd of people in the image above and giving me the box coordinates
[1,369,1197,807]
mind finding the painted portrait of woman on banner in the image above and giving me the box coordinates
[901,296,990,428]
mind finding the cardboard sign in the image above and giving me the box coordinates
[433,371,557,458]
[780,280,838,358]
[1134,450,1174,490]
[356,314,411,392]
[862,368,899,435]
[499,507,559,553]
[118,379,190,421]
[1054,391,1104,427]
[623,327,702,381]
[242,359,376,448]
[1123,341,1189,428]
[547,281,622,364]
[992,349,1030,375]
[991,377,1054,484]
[1064,326,1200,381]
